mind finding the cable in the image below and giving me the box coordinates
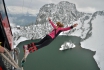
[6,7,12,18]
[22,0,24,14]
[27,0,32,13]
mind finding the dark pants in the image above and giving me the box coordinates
[35,35,53,49]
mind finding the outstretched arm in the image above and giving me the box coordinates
[48,18,56,29]
[61,23,78,31]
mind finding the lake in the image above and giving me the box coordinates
[17,36,100,70]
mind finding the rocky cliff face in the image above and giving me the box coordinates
[11,1,104,43]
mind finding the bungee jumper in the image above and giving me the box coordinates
[21,17,78,66]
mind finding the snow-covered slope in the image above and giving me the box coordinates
[81,11,104,70]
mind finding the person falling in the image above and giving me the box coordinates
[22,18,78,61]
